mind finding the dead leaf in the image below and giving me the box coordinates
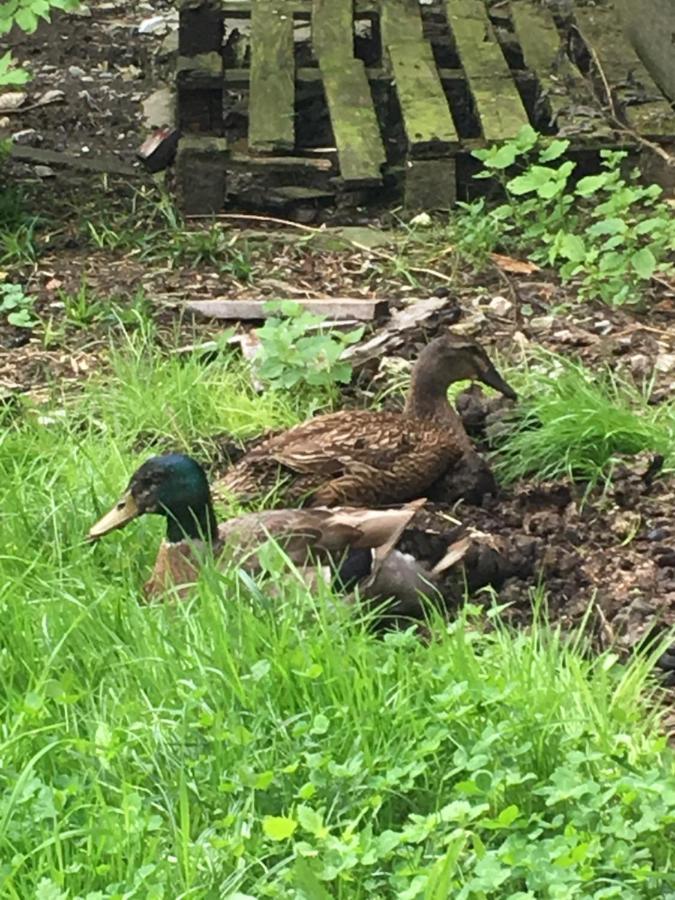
[490,253,540,275]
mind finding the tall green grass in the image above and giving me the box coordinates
[1,336,674,898]
[494,351,675,484]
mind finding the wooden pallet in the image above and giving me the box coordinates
[175,0,675,214]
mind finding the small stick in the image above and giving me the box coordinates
[183,212,326,233]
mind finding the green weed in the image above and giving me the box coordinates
[453,126,675,305]
[494,350,675,483]
[255,300,363,397]
[0,281,38,328]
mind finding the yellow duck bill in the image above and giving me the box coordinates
[88,491,140,540]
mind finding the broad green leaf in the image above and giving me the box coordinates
[262,815,297,841]
[559,233,586,262]
[631,247,656,280]
[539,139,570,162]
[297,804,327,837]
[576,173,609,197]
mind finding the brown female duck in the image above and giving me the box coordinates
[87,453,432,601]
[213,334,516,508]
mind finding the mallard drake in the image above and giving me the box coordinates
[213,334,516,508]
[87,453,456,604]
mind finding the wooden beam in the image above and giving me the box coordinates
[510,1,612,140]
[381,0,459,157]
[312,0,385,185]
[574,6,675,139]
[249,0,295,151]
[186,297,389,320]
[446,0,529,141]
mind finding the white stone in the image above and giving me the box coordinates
[487,295,513,317]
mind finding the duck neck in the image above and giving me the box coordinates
[165,500,218,545]
[404,369,473,453]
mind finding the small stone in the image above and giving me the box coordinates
[648,528,668,542]
[630,353,651,376]
[11,128,42,146]
[530,315,554,332]
[0,117,10,129]
[68,65,86,77]
[409,212,432,227]
[655,353,675,374]
[594,319,612,334]
[487,295,513,317]
[34,165,55,178]
[138,15,169,35]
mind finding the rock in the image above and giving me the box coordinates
[0,117,10,129]
[409,212,432,227]
[138,15,169,35]
[34,165,55,178]
[68,65,86,77]
[629,353,651,377]
[529,315,554,332]
[142,87,174,129]
[655,353,675,374]
[11,128,42,146]
[0,91,27,112]
[487,295,513,317]
[452,312,486,335]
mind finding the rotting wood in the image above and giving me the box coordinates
[510,1,612,140]
[219,0,378,15]
[185,297,389,321]
[446,0,529,141]
[404,158,456,211]
[176,136,229,214]
[179,0,224,54]
[10,144,138,177]
[249,0,295,151]
[176,52,224,133]
[312,0,385,186]
[381,0,459,158]
[573,6,675,139]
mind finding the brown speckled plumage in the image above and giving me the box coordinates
[214,334,516,508]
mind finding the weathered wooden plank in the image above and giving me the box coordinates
[310,0,385,185]
[446,0,529,141]
[510,1,612,139]
[574,6,675,139]
[219,0,379,14]
[179,0,224,55]
[403,158,456,211]
[176,136,229,214]
[176,53,224,134]
[381,0,458,156]
[249,0,295,151]
[186,298,389,320]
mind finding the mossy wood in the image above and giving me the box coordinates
[381,0,459,157]
[510,1,612,141]
[574,6,675,139]
[446,0,529,141]
[312,0,385,185]
[249,0,295,151]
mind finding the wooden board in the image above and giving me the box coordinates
[574,6,675,139]
[186,298,389,320]
[312,0,385,185]
[249,0,295,151]
[381,0,458,156]
[446,0,529,141]
[510,1,612,140]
